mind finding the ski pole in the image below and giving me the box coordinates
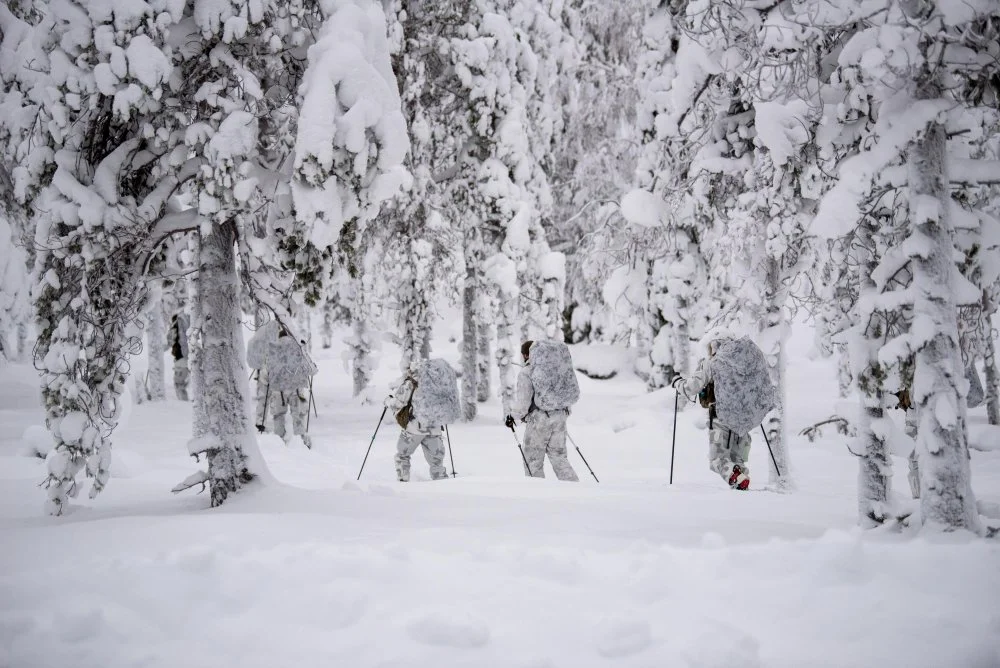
[356,407,387,481]
[444,424,457,478]
[260,381,271,430]
[566,431,599,482]
[669,390,679,484]
[305,389,313,433]
[509,425,534,476]
[309,377,318,418]
[759,424,782,478]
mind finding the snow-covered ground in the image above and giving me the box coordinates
[2,323,999,668]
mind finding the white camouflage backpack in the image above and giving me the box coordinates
[246,320,279,370]
[267,336,318,393]
[529,340,580,412]
[710,336,776,436]
[412,358,462,426]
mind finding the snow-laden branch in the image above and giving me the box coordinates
[812,99,951,239]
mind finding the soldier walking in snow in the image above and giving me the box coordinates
[672,334,776,491]
[266,330,317,448]
[249,321,317,448]
[386,358,460,482]
[506,340,580,482]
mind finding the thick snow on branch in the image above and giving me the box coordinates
[292,0,410,249]
[620,189,666,228]
[813,99,950,239]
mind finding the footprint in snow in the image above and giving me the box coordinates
[407,610,491,649]
[595,619,653,658]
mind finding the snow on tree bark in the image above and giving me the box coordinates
[476,316,492,404]
[853,217,893,527]
[189,235,209,441]
[982,291,1000,425]
[196,221,261,507]
[908,69,979,532]
[762,258,792,490]
[145,286,167,402]
[461,269,478,420]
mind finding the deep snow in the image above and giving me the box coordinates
[2,320,999,668]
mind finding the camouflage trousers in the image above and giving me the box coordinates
[272,388,310,448]
[395,430,447,481]
[523,410,579,482]
[255,369,311,447]
[709,426,751,481]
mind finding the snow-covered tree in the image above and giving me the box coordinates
[1,0,187,514]
[809,0,1000,531]
[289,0,410,400]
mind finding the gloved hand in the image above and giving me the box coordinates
[504,415,516,430]
[255,423,265,434]
[670,375,685,390]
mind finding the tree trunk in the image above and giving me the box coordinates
[351,316,372,398]
[198,221,260,507]
[908,70,979,532]
[855,217,892,527]
[461,272,478,420]
[541,269,564,341]
[321,303,334,349]
[189,236,209,438]
[494,277,518,417]
[145,287,167,402]
[477,319,492,403]
[169,277,191,402]
[16,320,28,361]
[982,291,1000,425]
[763,257,792,490]
[645,259,672,390]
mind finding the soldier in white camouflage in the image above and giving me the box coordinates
[255,326,316,449]
[385,373,448,482]
[673,338,751,490]
[507,341,579,482]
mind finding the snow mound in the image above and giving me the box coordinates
[20,425,54,459]
[683,623,762,668]
[407,610,491,648]
[968,424,1000,452]
[620,189,666,228]
[595,618,653,658]
[570,343,629,380]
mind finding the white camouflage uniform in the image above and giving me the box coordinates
[680,357,751,484]
[256,334,313,448]
[387,377,447,482]
[512,363,579,482]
